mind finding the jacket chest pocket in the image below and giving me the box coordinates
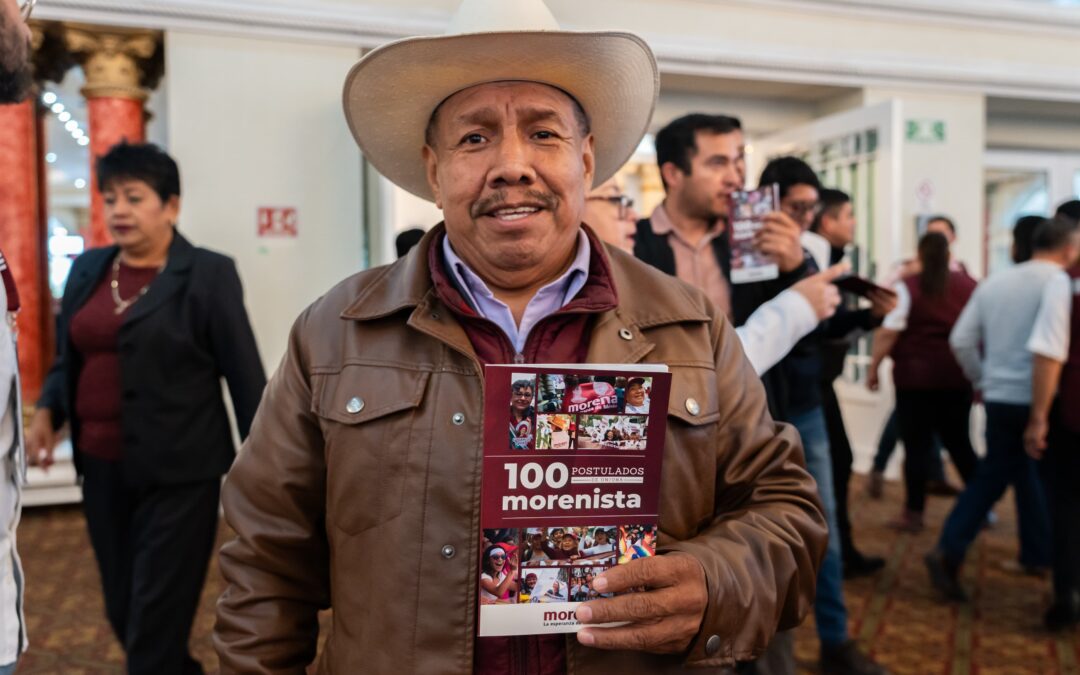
[312,365,431,535]
[659,365,720,541]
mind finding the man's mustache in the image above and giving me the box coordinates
[471,190,558,218]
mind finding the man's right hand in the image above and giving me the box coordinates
[791,263,846,321]
[1024,416,1049,460]
[26,408,56,470]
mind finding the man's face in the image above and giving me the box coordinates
[525,576,536,590]
[0,0,34,103]
[511,387,533,413]
[626,383,645,407]
[926,219,956,245]
[666,130,745,221]
[820,202,855,247]
[780,184,819,232]
[424,81,595,291]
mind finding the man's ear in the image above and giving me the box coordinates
[423,145,443,209]
[660,162,683,191]
[581,134,596,190]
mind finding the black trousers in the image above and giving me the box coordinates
[81,455,220,675]
[895,389,978,513]
[1042,420,1080,608]
[821,381,858,562]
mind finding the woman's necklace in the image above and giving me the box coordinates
[110,255,167,316]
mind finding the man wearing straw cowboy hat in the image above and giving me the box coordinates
[214,0,826,672]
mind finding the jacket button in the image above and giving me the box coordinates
[618,328,633,341]
[346,397,364,414]
[452,413,465,426]
[705,634,721,657]
[441,544,456,559]
[685,398,701,416]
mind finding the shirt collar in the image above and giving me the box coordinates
[441,228,592,318]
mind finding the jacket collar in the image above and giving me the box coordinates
[340,223,710,362]
[122,230,196,325]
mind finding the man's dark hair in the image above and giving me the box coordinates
[758,156,821,200]
[424,86,590,147]
[1011,215,1047,264]
[654,114,742,190]
[811,188,850,233]
[1055,199,1080,226]
[926,215,957,235]
[0,9,33,104]
[1032,215,1080,254]
[96,142,181,203]
[395,228,425,259]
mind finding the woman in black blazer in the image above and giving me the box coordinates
[28,143,266,674]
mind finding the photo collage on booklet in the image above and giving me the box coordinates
[481,525,659,605]
[508,373,654,452]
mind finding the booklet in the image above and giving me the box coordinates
[478,364,672,637]
[832,274,898,300]
[728,183,780,284]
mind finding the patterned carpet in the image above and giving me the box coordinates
[9,475,1079,674]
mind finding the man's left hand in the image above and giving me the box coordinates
[575,553,708,654]
[756,212,805,273]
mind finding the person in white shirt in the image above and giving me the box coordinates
[0,252,26,674]
[1024,209,1080,631]
[924,216,1074,601]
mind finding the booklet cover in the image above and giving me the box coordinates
[478,364,672,637]
[729,183,780,284]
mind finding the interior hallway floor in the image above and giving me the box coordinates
[9,473,1079,674]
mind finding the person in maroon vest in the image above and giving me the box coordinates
[1025,216,1080,630]
[868,232,979,532]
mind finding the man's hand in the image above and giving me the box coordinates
[26,408,56,470]
[791,263,846,321]
[868,288,897,319]
[756,212,805,273]
[1024,416,1049,460]
[867,365,880,392]
[576,553,707,654]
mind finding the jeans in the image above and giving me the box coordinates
[0,662,15,675]
[873,406,947,481]
[790,406,848,647]
[938,402,1051,568]
[895,389,978,513]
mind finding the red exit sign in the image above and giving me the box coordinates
[257,207,298,237]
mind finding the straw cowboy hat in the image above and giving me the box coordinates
[342,0,659,202]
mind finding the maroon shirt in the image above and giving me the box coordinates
[69,262,160,460]
[428,227,618,675]
[891,269,977,391]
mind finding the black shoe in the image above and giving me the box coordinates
[924,551,967,602]
[1045,602,1080,631]
[820,641,889,675]
[844,552,886,579]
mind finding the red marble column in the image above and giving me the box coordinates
[0,100,47,401]
[86,96,145,248]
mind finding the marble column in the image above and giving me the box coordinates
[64,27,158,248]
[0,98,46,400]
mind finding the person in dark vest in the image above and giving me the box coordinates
[634,114,845,384]
[812,189,896,579]
[1025,213,1080,630]
[868,232,979,533]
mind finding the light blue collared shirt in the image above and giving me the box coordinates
[442,229,591,355]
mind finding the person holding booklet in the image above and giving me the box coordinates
[214,0,827,672]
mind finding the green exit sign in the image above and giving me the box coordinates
[906,119,946,144]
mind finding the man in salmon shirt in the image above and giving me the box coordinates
[214,0,827,672]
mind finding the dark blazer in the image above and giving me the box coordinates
[38,231,266,486]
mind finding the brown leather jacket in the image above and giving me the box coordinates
[214,228,827,674]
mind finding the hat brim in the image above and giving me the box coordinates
[343,31,659,202]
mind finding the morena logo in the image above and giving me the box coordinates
[543,610,577,622]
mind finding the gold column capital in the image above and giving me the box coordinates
[62,25,162,101]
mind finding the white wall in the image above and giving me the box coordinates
[166,32,364,371]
